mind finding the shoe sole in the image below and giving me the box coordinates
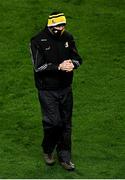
[60,162,75,171]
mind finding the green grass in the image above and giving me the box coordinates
[0,0,125,178]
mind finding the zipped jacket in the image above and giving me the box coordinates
[30,27,82,90]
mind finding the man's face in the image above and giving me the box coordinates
[50,25,65,37]
[54,25,65,31]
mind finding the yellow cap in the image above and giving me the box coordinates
[47,13,66,27]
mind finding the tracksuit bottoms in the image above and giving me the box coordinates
[38,86,73,162]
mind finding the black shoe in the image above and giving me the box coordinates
[43,153,55,165]
[60,161,75,171]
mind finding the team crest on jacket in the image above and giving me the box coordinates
[65,42,69,48]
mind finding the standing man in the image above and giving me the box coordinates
[30,12,82,171]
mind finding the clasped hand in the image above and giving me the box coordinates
[58,59,74,72]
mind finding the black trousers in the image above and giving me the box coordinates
[38,86,73,162]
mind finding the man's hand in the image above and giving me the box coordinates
[58,59,74,72]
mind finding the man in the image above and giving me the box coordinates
[30,12,82,171]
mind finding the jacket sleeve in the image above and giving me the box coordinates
[30,39,58,72]
[69,35,82,69]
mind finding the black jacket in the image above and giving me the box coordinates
[30,27,82,90]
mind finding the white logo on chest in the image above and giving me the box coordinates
[45,46,51,50]
[65,42,69,48]
[41,39,47,41]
